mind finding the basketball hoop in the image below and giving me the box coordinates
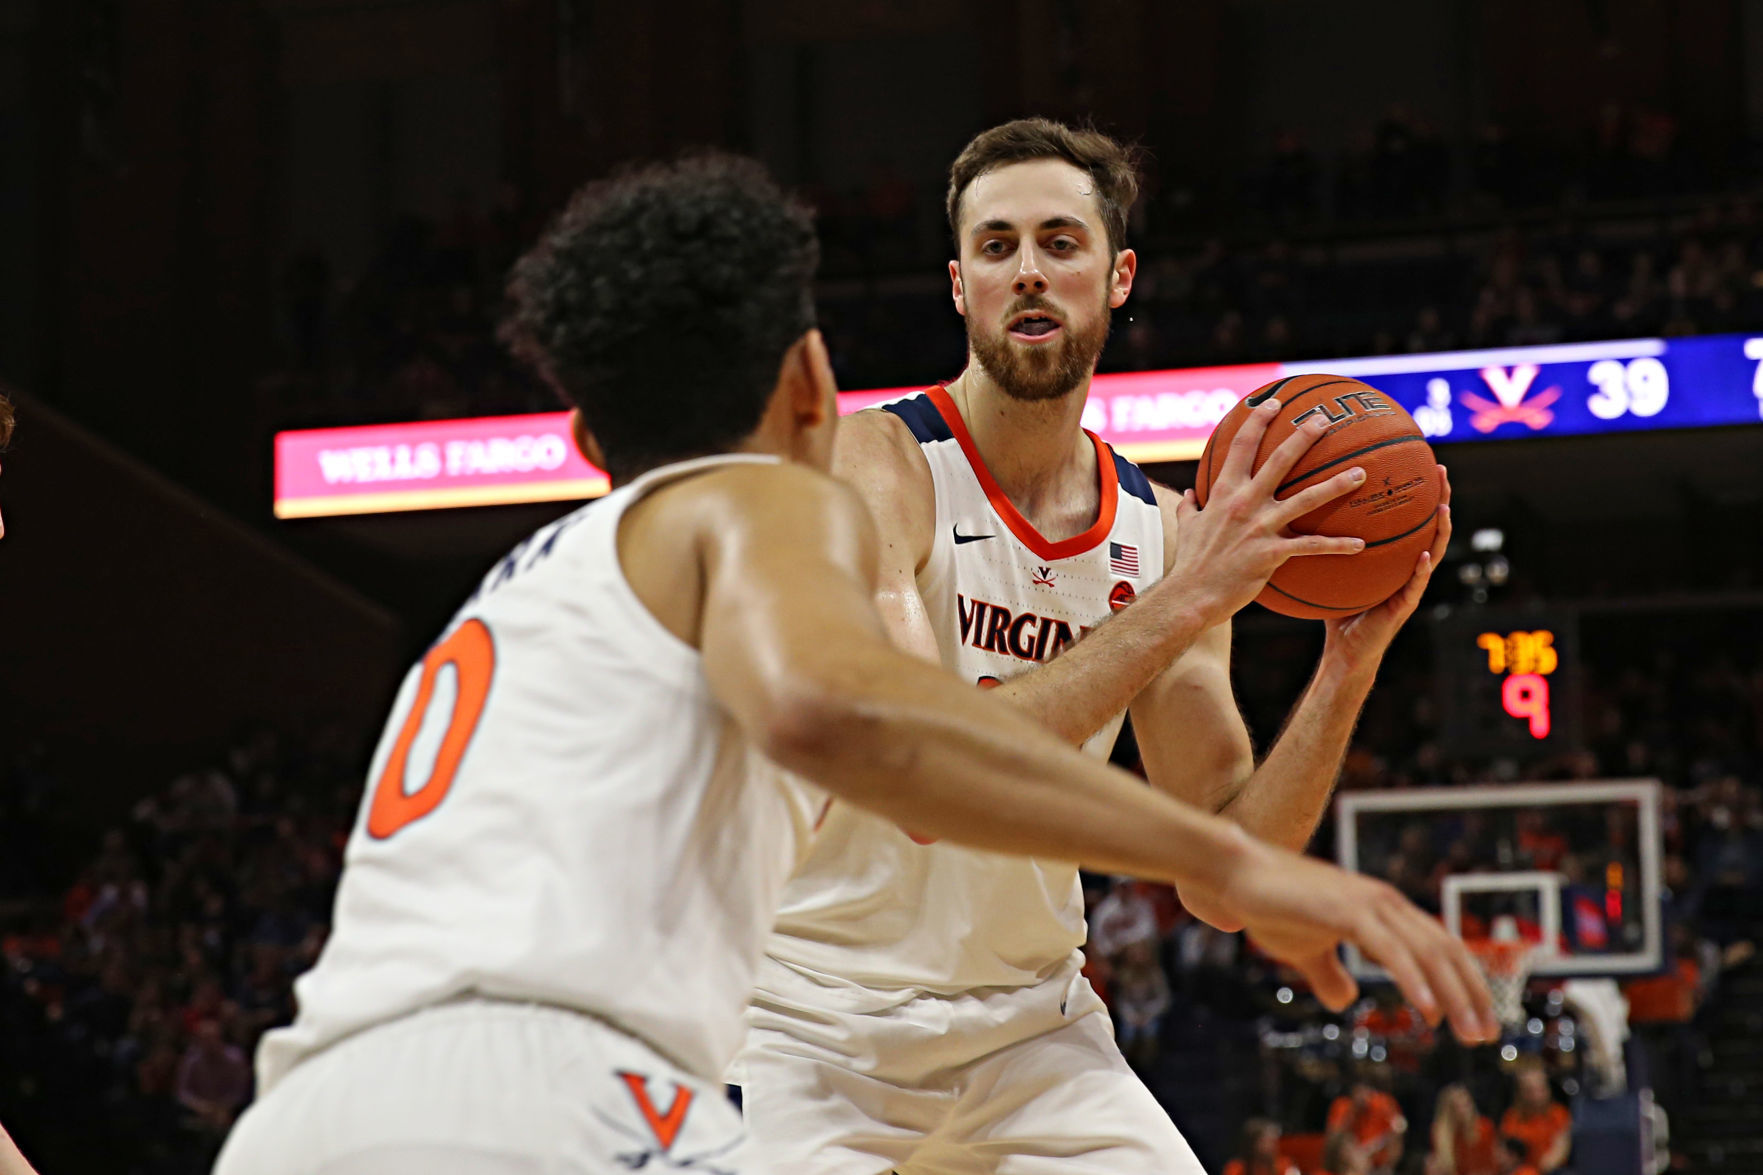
[1466,938,1536,1028]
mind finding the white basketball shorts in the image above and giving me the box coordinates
[216,999,746,1175]
[727,953,1204,1175]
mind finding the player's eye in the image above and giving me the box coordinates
[1048,236,1078,252]
[981,239,1010,256]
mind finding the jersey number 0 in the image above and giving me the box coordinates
[367,619,497,839]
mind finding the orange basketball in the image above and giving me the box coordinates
[1195,373,1441,620]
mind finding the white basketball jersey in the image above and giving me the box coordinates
[258,455,823,1090]
[763,387,1165,994]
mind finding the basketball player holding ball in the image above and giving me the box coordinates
[213,156,1485,1175]
[732,121,1487,1174]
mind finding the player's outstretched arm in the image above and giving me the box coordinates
[836,399,1369,747]
[688,463,1497,1044]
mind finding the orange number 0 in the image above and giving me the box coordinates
[367,619,496,839]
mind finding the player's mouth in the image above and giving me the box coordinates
[1006,310,1064,343]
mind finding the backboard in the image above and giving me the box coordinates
[1335,779,1663,979]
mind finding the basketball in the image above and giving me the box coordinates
[1196,373,1441,620]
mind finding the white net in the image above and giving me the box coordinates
[1467,935,1535,1027]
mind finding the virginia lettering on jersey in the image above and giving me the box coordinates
[956,594,1092,664]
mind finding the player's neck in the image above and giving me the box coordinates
[946,364,1096,511]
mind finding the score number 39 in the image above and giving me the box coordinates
[1587,357,1668,421]
[1477,629,1557,739]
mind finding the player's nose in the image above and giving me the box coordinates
[1012,249,1047,294]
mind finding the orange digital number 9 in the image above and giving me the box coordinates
[368,619,496,839]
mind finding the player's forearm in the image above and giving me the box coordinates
[1221,658,1376,851]
[990,588,1211,746]
[0,1122,39,1175]
[764,652,1256,888]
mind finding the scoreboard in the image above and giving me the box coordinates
[1435,608,1582,760]
[274,331,1763,518]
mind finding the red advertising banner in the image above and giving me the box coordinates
[274,365,1281,518]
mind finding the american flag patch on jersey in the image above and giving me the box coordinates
[1110,542,1140,577]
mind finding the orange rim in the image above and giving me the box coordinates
[1464,939,1535,978]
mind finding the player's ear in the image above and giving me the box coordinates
[1108,248,1137,310]
[949,260,966,317]
[797,329,838,426]
[778,329,836,432]
[568,409,608,472]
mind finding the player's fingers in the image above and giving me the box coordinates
[1392,903,1487,1044]
[1353,914,1440,1026]
[1438,464,1452,508]
[1428,915,1500,1042]
[1296,947,1360,1013]
[1215,398,1283,488]
[1428,499,1453,561]
[1250,413,1332,496]
[1387,551,1432,612]
[1281,532,1365,559]
[1273,466,1366,524]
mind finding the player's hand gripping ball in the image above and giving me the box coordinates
[1197,374,1441,619]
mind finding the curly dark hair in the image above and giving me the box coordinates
[0,391,13,450]
[501,153,819,482]
[946,118,1141,255]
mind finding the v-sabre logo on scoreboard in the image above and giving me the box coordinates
[1460,365,1561,434]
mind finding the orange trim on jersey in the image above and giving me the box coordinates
[618,1072,694,1152]
[925,385,1119,562]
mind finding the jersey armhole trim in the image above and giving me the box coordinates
[925,384,1119,562]
[1110,449,1158,506]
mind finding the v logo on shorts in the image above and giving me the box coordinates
[618,1071,695,1152]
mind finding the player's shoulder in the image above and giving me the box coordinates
[667,458,866,527]
[835,405,932,476]
[832,406,935,519]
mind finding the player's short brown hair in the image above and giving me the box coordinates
[946,118,1141,255]
[0,392,13,450]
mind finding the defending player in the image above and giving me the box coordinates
[215,154,1487,1175]
[732,120,1487,1173]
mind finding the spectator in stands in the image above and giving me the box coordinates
[1326,1073,1407,1174]
[1320,1130,1371,1175]
[1089,877,1160,961]
[1495,1134,1540,1175]
[1354,989,1436,1078]
[1429,1083,1497,1175]
[175,1017,252,1136]
[1110,938,1170,1074]
[1497,1062,1571,1174]
[1224,1118,1300,1175]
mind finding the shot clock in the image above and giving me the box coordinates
[1436,609,1582,760]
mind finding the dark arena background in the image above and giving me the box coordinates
[4,2,1763,1173]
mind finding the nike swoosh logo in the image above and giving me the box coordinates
[953,526,994,544]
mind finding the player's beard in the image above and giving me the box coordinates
[968,291,1113,404]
